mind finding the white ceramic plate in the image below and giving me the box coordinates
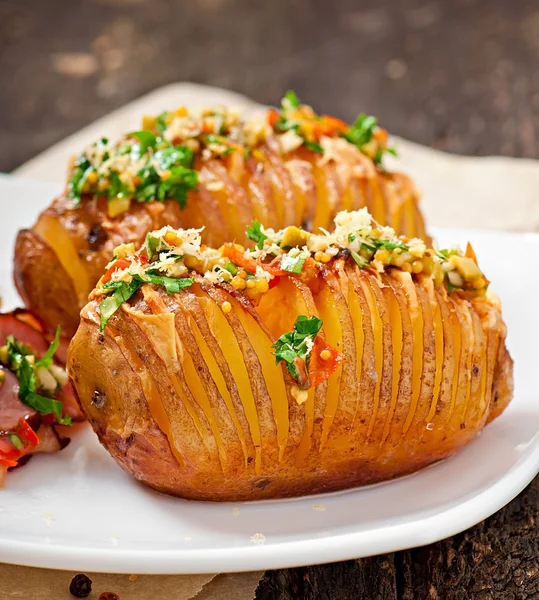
[0,174,538,574]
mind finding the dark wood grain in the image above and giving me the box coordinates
[1,1,538,598]
[257,478,539,599]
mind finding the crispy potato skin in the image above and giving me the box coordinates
[15,144,427,335]
[68,265,513,501]
[14,196,185,337]
[14,229,81,338]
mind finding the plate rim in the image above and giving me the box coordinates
[1,432,538,574]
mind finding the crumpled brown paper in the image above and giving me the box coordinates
[0,564,263,599]
[6,83,538,600]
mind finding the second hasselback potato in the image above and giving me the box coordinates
[15,93,427,337]
[68,209,512,501]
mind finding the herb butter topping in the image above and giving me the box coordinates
[67,92,395,218]
[94,208,488,331]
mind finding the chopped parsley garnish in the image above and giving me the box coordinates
[107,171,131,203]
[67,156,94,207]
[281,253,306,274]
[345,113,378,148]
[246,220,268,249]
[272,315,323,382]
[269,92,396,164]
[5,336,32,372]
[375,146,397,163]
[372,238,407,252]
[3,333,71,425]
[345,113,397,165]
[18,358,71,425]
[129,130,158,155]
[134,143,196,207]
[304,141,323,153]
[156,111,169,135]
[282,90,301,111]
[99,280,142,331]
[67,133,198,211]
[99,275,194,331]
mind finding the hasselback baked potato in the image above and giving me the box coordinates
[68,208,512,500]
[15,92,427,337]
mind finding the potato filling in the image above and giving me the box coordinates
[94,208,487,311]
[66,92,396,217]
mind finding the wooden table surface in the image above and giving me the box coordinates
[2,0,538,597]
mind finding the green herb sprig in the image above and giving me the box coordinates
[246,221,268,249]
[99,275,194,331]
[272,315,323,383]
[345,113,397,165]
[68,131,198,210]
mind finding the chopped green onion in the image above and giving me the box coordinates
[99,280,142,331]
[36,327,61,369]
[281,253,306,274]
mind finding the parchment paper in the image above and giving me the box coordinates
[5,82,538,600]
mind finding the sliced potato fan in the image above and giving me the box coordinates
[68,208,512,501]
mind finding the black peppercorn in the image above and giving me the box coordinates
[69,573,92,598]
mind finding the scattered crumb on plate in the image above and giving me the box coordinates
[250,533,266,545]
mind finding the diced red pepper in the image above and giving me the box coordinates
[319,115,348,137]
[305,335,343,389]
[0,418,39,467]
[222,244,258,274]
[102,255,148,284]
[268,275,282,290]
[267,108,280,128]
[222,244,286,279]
[102,258,132,284]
